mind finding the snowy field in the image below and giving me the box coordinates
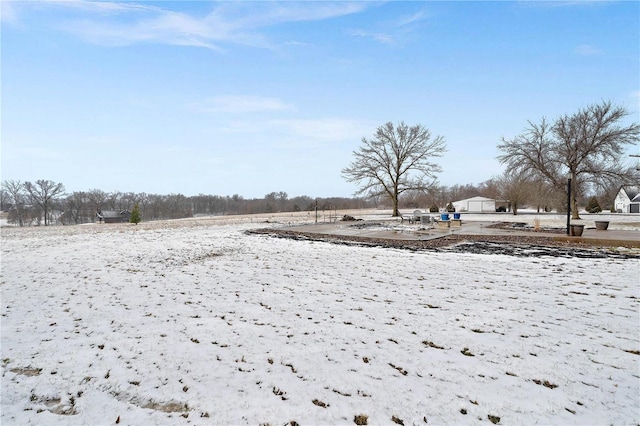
[1,211,639,425]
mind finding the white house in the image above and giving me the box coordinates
[614,185,640,213]
[452,196,497,213]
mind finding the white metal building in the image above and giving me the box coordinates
[452,196,497,213]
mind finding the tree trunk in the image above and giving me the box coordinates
[391,183,400,216]
[571,197,580,219]
[570,174,580,219]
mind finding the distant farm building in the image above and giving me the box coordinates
[614,186,640,213]
[96,210,131,223]
[452,196,506,213]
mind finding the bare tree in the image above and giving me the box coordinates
[24,180,66,226]
[495,170,534,215]
[342,121,447,216]
[477,178,501,200]
[498,101,640,219]
[0,187,7,211]
[65,191,93,224]
[87,189,107,217]
[2,180,27,226]
[105,191,122,210]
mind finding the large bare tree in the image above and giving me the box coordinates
[342,121,447,216]
[24,179,66,226]
[497,101,640,219]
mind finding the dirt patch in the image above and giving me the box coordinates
[139,400,189,413]
[486,221,565,234]
[247,228,639,259]
[10,367,42,377]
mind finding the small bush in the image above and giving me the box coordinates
[585,196,601,213]
[446,202,455,212]
[429,204,439,213]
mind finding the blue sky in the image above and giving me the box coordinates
[2,1,638,198]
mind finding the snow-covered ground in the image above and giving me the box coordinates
[1,211,639,425]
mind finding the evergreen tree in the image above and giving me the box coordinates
[585,196,602,213]
[130,203,141,224]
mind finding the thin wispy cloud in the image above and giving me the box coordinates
[49,0,160,15]
[395,10,428,27]
[348,29,394,45]
[6,1,369,51]
[194,95,293,114]
[574,44,603,56]
[269,118,372,143]
[219,117,372,144]
[215,2,367,29]
[347,7,429,46]
[519,1,615,9]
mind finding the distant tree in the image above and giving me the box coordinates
[498,101,640,219]
[24,180,65,226]
[65,191,91,224]
[119,192,138,211]
[165,193,190,218]
[87,189,107,216]
[276,191,288,211]
[496,170,533,215]
[342,121,446,216]
[136,192,149,219]
[130,203,142,224]
[477,178,501,201]
[105,191,122,210]
[422,184,448,211]
[0,187,7,211]
[2,180,27,226]
[585,196,602,213]
[447,184,479,204]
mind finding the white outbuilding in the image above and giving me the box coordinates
[452,196,497,213]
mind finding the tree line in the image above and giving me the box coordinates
[0,175,627,227]
[0,179,507,227]
[0,183,377,226]
[3,101,638,226]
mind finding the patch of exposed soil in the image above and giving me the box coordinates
[247,228,639,259]
[485,221,566,234]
